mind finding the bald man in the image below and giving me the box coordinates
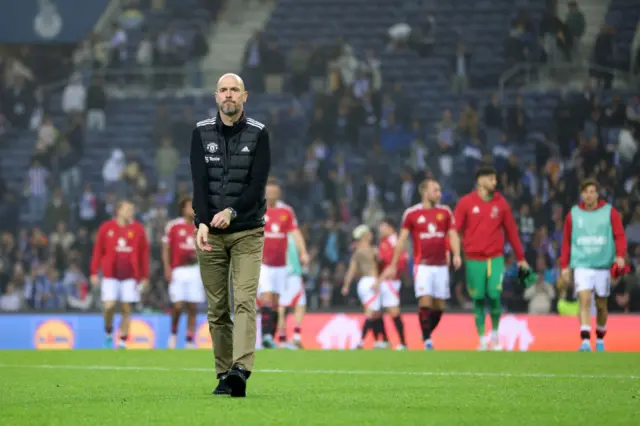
[191,73,271,397]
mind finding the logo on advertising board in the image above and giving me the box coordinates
[196,322,211,349]
[491,315,534,351]
[115,319,155,349]
[33,319,74,349]
[316,314,361,350]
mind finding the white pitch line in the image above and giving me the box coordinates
[0,364,637,380]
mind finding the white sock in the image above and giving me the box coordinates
[491,330,499,340]
[480,335,489,345]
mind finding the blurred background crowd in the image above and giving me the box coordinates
[1,0,639,314]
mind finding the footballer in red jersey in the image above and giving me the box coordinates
[381,179,461,350]
[163,196,202,349]
[377,218,409,350]
[90,200,150,349]
[258,179,309,348]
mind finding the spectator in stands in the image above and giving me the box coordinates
[262,41,286,93]
[3,75,33,130]
[44,188,70,233]
[34,115,59,166]
[387,21,411,51]
[484,93,504,145]
[57,138,82,199]
[25,158,49,223]
[631,23,640,76]
[409,12,436,57]
[61,72,86,116]
[86,75,107,131]
[554,92,577,159]
[289,41,312,97]
[156,24,187,87]
[102,148,126,188]
[362,49,382,93]
[524,273,555,314]
[63,262,92,311]
[332,45,359,91]
[564,1,585,50]
[592,25,615,89]
[0,283,20,312]
[450,42,471,93]
[171,106,193,155]
[436,109,457,178]
[110,23,129,69]
[155,137,179,195]
[242,31,266,92]
[152,104,172,145]
[506,95,529,143]
[626,207,640,245]
[120,0,145,30]
[0,191,19,234]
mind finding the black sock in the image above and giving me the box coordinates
[430,309,443,336]
[261,306,273,336]
[392,315,406,346]
[580,329,590,340]
[596,327,606,340]
[120,334,127,343]
[105,325,113,334]
[371,317,382,340]
[377,317,388,342]
[361,318,372,340]
[271,310,279,336]
[419,307,430,340]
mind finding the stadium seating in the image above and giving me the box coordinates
[607,0,640,71]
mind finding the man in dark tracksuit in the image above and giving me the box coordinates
[190,73,271,398]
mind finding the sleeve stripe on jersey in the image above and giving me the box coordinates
[401,203,422,222]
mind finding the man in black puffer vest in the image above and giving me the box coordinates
[190,73,271,398]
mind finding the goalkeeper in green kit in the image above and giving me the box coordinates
[453,166,532,351]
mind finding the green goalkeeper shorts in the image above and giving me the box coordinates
[465,256,505,300]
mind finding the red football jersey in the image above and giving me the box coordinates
[401,203,454,266]
[378,233,407,280]
[163,217,197,269]
[90,219,150,280]
[263,201,298,267]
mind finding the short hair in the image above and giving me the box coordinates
[418,178,438,192]
[266,176,279,186]
[580,178,599,193]
[380,217,396,229]
[179,195,192,213]
[115,199,132,212]
[475,165,497,180]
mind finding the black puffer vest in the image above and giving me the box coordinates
[196,113,265,232]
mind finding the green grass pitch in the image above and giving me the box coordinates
[0,350,639,425]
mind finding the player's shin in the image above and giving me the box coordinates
[577,290,592,350]
[418,306,430,341]
[185,303,197,347]
[103,301,116,347]
[169,302,183,348]
[260,294,274,346]
[276,306,287,346]
[119,303,132,348]
[472,299,487,345]
[595,297,608,351]
[293,305,305,344]
[488,298,501,348]
[387,306,406,347]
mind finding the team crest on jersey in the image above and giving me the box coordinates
[206,142,218,153]
[179,229,186,236]
[128,231,134,238]
[107,230,114,237]
[436,213,444,221]
[280,214,288,221]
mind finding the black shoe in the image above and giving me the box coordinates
[225,365,250,398]
[212,373,231,395]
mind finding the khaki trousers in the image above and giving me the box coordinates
[196,227,264,375]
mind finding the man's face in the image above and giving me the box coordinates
[422,181,442,204]
[183,200,194,219]
[118,202,135,223]
[377,222,393,238]
[215,75,247,117]
[581,185,598,206]
[265,184,280,204]
[478,174,497,193]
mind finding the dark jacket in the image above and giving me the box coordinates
[190,112,271,234]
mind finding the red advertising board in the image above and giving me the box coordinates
[282,313,640,352]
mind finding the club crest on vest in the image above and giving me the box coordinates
[207,142,218,153]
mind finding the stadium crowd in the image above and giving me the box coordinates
[1,0,640,315]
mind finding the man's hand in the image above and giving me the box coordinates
[300,251,310,266]
[452,254,462,270]
[517,260,530,270]
[196,223,212,251]
[372,279,380,292]
[381,265,397,280]
[164,268,172,283]
[446,252,451,266]
[137,279,149,294]
[210,209,231,229]
[615,256,626,269]
[341,285,350,297]
[561,268,571,284]
[90,275,99,287]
